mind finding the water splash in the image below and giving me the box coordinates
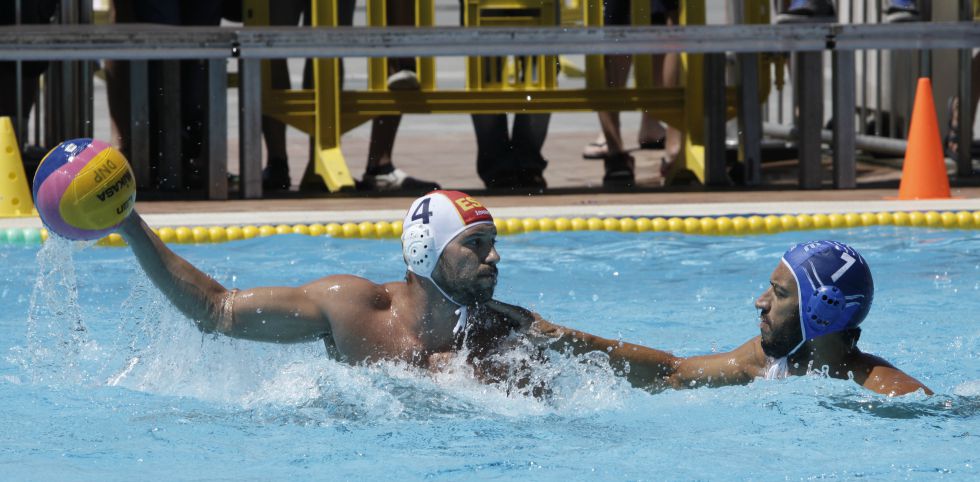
[24,237,92,384]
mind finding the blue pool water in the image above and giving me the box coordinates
[1,226,979,479]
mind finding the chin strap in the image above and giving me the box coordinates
[785,336,807,358]
[428,277,468,335]
[785,311,809,358]
[453,306,468,336]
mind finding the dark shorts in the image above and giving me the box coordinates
[603,0,679,26]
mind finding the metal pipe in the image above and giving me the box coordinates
[14,0,22,146]
[832,49,857,188]
[704,53,727,186]
[860,0,867,138]
[763,122,907,156]
[956,0,973,177]
[32,73,39,145]
[797,52,824,189]
[0,23,977,61]
[79,0,94,138]
[777,61,783,124]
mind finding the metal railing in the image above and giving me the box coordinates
[2,22,975,59]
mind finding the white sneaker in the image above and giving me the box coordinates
[364,168,408,190]
[387,70,420,91]
[362,168,441,192]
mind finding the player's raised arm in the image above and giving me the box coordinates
[119,212,331,343]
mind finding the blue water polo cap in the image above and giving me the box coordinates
[781,241,874,341]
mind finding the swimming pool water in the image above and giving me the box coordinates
[1,227,978,479]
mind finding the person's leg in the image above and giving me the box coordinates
[385,0,420,90]
[178,0,223,189]
[584,0,631,160]
[637,54,667,149]
[511,113,550,188]
[361,0,438,191]
[972,50,980,128]
[365,0,414,178]
[260,58,292,190]
[659,6,684,180]
[361,113,440,192]
[260,0,305,191]
[104,57,130,152]
[596,0,635,187]
[178,58,210,187]
[947,50,980,156]
[597,55,631,156]
[366,115,402,175]
[133,1,180,188]
[105,0,134,156]
[637,0,672,149]
[472,114,518,187]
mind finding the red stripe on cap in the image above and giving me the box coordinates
[434,190,493,225]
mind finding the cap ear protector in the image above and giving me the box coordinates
[804,285,846,328]
[402,223,437,276]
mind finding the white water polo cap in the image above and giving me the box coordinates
[401,190,494,278]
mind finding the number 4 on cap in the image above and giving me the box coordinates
[412,198,433,224]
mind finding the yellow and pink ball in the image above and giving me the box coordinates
[32,139,136,241]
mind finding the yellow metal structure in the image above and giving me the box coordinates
[251,0,773,191]
[464,0,558,91]
[309,0,354,192]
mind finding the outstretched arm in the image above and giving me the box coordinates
[529,318,677,388]
[119,212,331,343]
[487,301,764,390]
[661,337,766,389]
[537,320,766,389]
[487,301,677,388]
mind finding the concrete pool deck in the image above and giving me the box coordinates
[3,188,979,229]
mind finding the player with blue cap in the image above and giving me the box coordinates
[779,240,874,357]
[610,240,931,395]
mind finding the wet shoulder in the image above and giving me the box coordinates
[850,351,932,396]
[303,274,394,310]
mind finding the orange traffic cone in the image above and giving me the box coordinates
[897,78,950,200]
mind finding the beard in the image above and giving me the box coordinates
[437,266,498,305]
[760,312,804,358]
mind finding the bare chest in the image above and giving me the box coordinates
[327,308,432,364]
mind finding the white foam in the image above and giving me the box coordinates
[953,380,980,397]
